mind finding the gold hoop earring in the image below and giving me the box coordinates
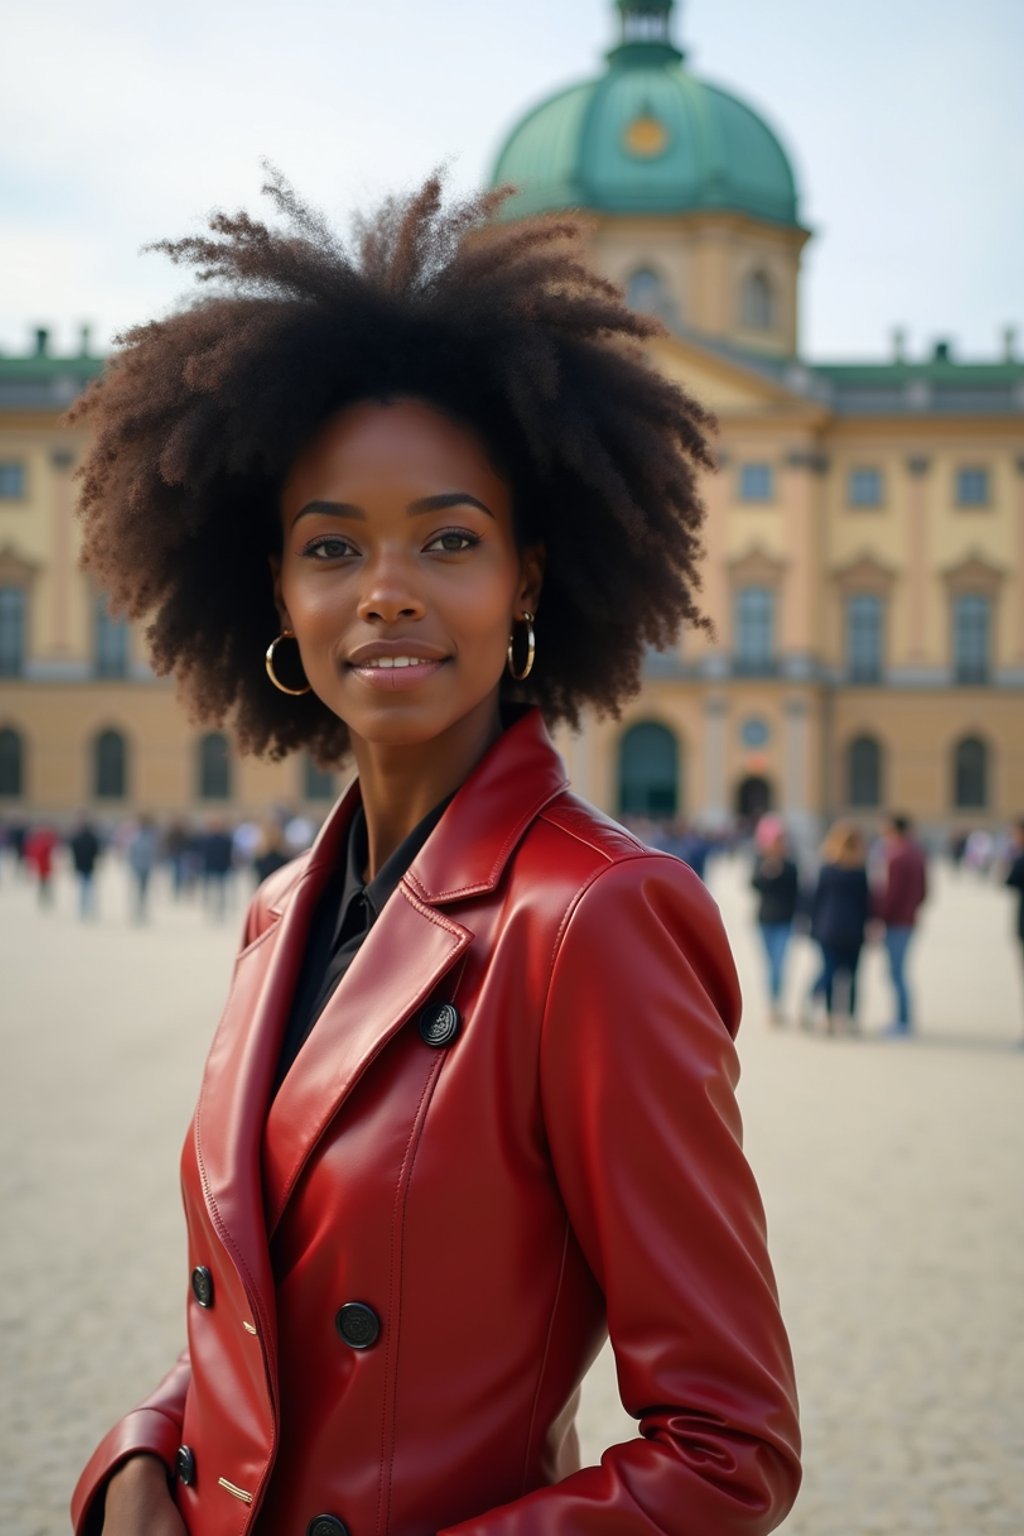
[506,610,536,682]
[265,630,312,695]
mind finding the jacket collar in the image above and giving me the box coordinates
[268,707,569,917]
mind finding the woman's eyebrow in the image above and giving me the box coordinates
[408,492,495,519]
[295,499,364,522]
[295,492,495,523]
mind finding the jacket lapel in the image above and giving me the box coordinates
[262,709,569,1234]
[262,884,472,1232]
[208,709,569,1272]
[192,783,360,1345]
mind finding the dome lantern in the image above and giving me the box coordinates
[610,0,684,66]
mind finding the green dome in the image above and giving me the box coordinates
[491,3,801,228]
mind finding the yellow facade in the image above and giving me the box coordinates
[2,23,1022,841]
[1,310,1022,840]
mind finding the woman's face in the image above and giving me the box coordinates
[273,397,543,752]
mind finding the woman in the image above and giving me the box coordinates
[70,173,800,1536]
[751,822,799,1025]
[807,821,870,1033]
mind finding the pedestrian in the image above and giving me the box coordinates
[126,815,160,922]
[162,819,192,898]
[656,817,711,882]
[69,173,799,1536]
[251,820,291,885]
[751,824,800,1025]
[68,813,103,919]
[200,816,235,919]
[1004,818,1024,1038]
[24,822,58,907]
[805,821,870,1034]
[872,812,928,1037]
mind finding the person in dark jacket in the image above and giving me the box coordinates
[873,812,927,1036]
[68,814,103,919]
[751,825,799,1025]
[251,820,292,886]
[1005,818,1024,1037]
[807,821,870,1034]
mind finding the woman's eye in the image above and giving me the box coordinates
[425,529,479,554]
[303,535,356,560]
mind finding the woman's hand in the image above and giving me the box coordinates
[101,1454,186,1535]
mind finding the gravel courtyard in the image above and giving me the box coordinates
[2,849,1021,1534]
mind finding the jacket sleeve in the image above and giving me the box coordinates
[441,855,801,1535]
[70,1349,192,1535]
[70,887,278,1535]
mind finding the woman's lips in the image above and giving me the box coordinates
[348,657,448,691]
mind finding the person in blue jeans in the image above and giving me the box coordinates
[872,813,927,1035]
[807,822,870,1034]
[751,823,800,1025]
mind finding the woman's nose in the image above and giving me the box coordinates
[356,553,426,625]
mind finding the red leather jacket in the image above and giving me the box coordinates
[72,710,800,1535]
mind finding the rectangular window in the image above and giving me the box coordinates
[735,586,776,674]
[739,463,774,503]
[94,595,130,678]
[846,593,884,682]
[953,593,991,683]
[847,467,883,508]
[303,755,336,802]
[956,467,990,507]
[0,587,26,676]
[0,462,26,499]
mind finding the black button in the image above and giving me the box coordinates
[418,1002,460,1047]
[335,1302,380,1350]
[191,1266,214,1308]
[175,1444,196,1487]
[307,1518,349,1536]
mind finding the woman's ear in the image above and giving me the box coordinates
[519,543,545,616]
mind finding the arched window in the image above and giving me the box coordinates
[198,732,232,801]
[953,736,988,810]
[618,721,680,819]
[741,270,775,331]
[0,726,24,797]
[626,267,667,316]
[303,754,336,802]
[94,728,128,800]
[847,735,883,809]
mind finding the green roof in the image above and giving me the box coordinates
[0,333,102,408]
[492,5,802,227]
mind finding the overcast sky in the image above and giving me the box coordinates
[2,0,1021,364]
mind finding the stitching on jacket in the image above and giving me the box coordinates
[193,1119,282,1524]
[520,1217,571,1495]
[537,804,659,864]
[398,881,471,933]
[405,780,569,902]
[376,1050,447,1536]
[193,1112,278,1452]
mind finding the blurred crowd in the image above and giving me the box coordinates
[629,811,1024,1041]
[0,808,323,922]
[4,804,1023,1037]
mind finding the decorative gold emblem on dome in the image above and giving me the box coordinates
[624,113,669,157]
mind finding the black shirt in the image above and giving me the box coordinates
[273,796,452,1093]
[751,856,799,925]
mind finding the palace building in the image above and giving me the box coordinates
[1,0,1022,836]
